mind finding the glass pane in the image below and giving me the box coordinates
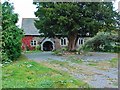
[34,41,36,45]
[61,39,63,45]
[79,39,81,45]
[31,42,33,45]
[81,39,83,44]
[64,39,66,45]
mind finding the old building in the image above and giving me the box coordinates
[21,18,86,51]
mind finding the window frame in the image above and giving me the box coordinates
[78,38,84,45]
[30,40,37,46]
[60,38,67,46]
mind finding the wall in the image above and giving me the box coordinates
[22,36,42,50]
[22,36,89,51]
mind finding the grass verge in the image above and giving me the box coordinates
[2,55,90,88]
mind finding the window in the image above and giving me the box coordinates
[31,40,37,46]
[78,38,84,45]
[81,39,83,44]
[60,38,67,46]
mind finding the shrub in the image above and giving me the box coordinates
[79,32,119,53]
[2,1,23,63]
[1,52,12,64]
[52,49,63,56]
[35,45,41,50]
[61,46,68,51]
[26,46,30,51]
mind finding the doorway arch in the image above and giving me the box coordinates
[43,41,53,51]
[41,38,55,51]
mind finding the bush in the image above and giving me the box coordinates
[79,32,119,53]
[35,45,41,50]
[26,46,30,51]
[2,26,23,62]
[113,45,120,53]
[52,49,63,56]
[1,52,12,64]
[61,46,68,51]
[2,1,23,63]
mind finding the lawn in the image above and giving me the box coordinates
[2,55,90,88]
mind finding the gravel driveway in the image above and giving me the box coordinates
[25,51,65,61]
[24,51,118,88]
[25,51,117,62]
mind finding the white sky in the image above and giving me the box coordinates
[1,0,120,27]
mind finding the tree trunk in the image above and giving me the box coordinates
[68,31,77,51]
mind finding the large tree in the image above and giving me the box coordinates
[34,2,119,51]
[2,1,23,63]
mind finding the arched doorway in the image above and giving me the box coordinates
[43,41,53,51]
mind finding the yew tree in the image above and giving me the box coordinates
[34,2,118,51]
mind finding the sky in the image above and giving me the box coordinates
[1,0,120,27]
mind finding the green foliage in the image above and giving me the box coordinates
[0,3,2,18]
[52,47,68,56]
[88,63,97,66]
[26,46,30,51]
[2,55,90,88]
[109,58,118,67]
[67,56,83,64]
[61,46,68,51]
[52,49,63,56]
[35,45,41,50]
[34,2,118,37]
[34,2,119,51]
[0,3,1,22]
[2,1,23,63]
[80,32,119,52]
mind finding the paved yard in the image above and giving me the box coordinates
[24,51,118,88]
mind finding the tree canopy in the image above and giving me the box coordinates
[2,1,23,63]
[34,2,119,51]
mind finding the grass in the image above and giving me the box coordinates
[67,56,83,64]
[87,58,118,70]
[52,49,63,56]
[88,63,97,66]
[109,58,118,67]
[23,50,42,53]
[2,55,90,88]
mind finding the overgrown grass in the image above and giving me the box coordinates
[49,60,68,66]
[67,56,83,64]
[87,58,118,68]
[88,63,97,66]
[23,50,42,53]
[2,55,90,88]
[52,49,63,56]
[109,58,118,67]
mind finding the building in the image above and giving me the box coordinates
[21,18,87,51]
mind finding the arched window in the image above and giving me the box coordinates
[78,38,84,45]
[31,40,37,46]
[60,38,67,46]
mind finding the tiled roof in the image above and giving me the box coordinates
[22,18,40,36]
